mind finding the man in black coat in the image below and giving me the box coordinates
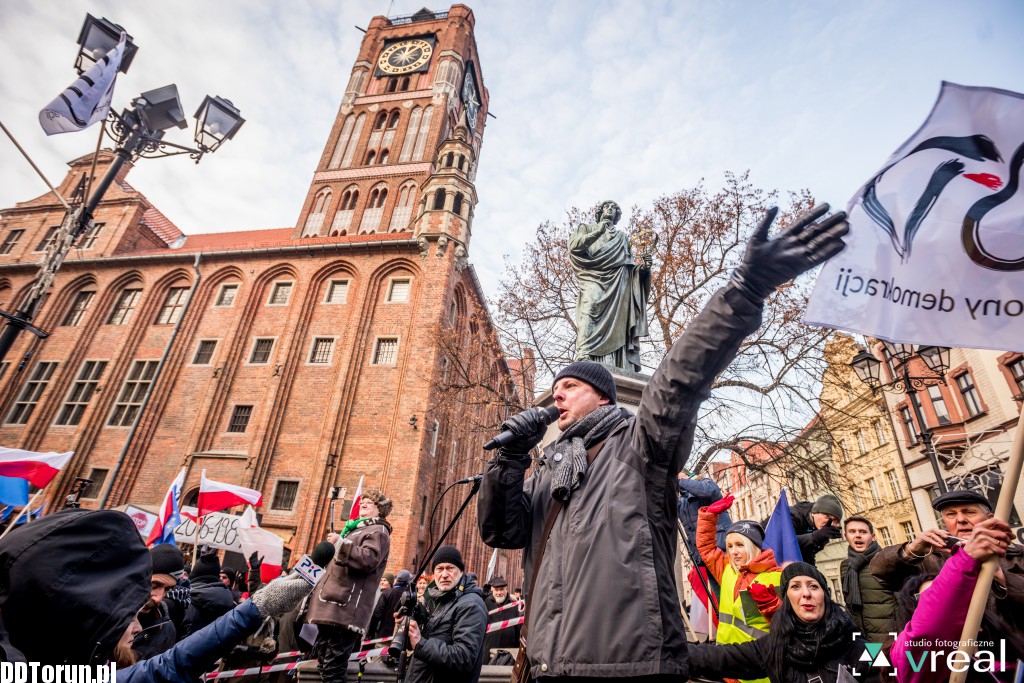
[406,546,487,683]
[770,493,844,566]
[482,576,520,656]
[368,569,413,640]
[184,548,237,636]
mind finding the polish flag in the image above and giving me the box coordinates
[147,468,186,547]
[348,475,364,520]
[0,447,73,488]
[238,506,283,583]
[198,470,262,517]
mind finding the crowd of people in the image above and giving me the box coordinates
[0,204,1020,683]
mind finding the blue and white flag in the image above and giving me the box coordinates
[806,82,1024,350]
[39,32,125,135]
[764,488,802,566]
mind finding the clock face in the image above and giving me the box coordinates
[462,69,480,136]
[378,39,434,75]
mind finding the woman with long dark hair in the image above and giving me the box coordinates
[688,562,881,682]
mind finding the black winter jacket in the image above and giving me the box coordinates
[479,283,763,679]
[764,501,834,566]
[482,594,520,652]
[132,601,177,660]
[406,576,488,683]
[688,633,882,683]
[368,582,410,640]
[185,576,237,636]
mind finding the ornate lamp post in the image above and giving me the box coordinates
[850,343,952,494]
[0,16,244,365]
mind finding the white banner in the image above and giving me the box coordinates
[173,506,243,552]
[805,82,1024,350]
[39,33,125,135]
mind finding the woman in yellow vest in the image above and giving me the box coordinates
[697,494,782,683]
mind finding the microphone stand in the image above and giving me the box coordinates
[393,477,483,683]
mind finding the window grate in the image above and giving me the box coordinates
[373,338,398,365]
[193,340,217,365]
[309,338,334,364]
[250,338,275,364]
[271,480,299,510]
[227,405,253,433]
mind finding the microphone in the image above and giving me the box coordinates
[483,406,560,451]
[454,474,484,484]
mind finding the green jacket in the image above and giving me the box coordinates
[840,557,897,642]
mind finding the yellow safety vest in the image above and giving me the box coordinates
[716,566,781,683]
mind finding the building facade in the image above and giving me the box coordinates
[0,5,526,583]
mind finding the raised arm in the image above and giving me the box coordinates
[631,204,848,471]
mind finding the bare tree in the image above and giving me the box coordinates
[494,171,839,476]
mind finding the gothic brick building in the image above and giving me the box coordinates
[0,4,528,582]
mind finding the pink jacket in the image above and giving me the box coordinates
[891,548,993,683]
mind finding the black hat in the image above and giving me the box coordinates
[553,361,617,404]
[150,544,185,580]
[811,494,844,519]
[431,545,465,572]
[931,489,991,512]
[780,561,831,598]
[191,550,221,579]
[726,520,765,548]
[490,575,508,587]
[395,570,414,586]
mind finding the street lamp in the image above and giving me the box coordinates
[850,343,951,494]
[0,16,244,365]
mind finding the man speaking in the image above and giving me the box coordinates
[478,204,848,682]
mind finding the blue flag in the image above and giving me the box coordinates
[764,488,802,565]
[0,475,29,507]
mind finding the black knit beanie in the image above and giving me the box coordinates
[811,494,844,519]
[553,361,617,403]
[191,550,221,579]
[780,561,831,598]
[150,544,185,579]
[431,545,465,572]
[726,520,765,548]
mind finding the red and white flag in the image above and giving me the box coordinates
[0,447,73,488]
[198,470,262,517]
[238,506,283,583]
[348,475,364,520]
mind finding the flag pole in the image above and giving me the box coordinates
[0,120,71,210]
[948,407,1024,683]
[0,489,45,541]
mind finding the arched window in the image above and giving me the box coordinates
[388,181,417,232]
[343,68,367,104]
[399,76,411,92]
[374,112,388,130]
[435,60,461,95]
[413,106,433,161]
[368,110,396,159]
[387,111,400,129]
[359,184,389,233]
[452,192,464,216]
[433,188,446,211]
[386,78,398,93]
[379,149,389,165]
[304,187,332,236]
[329,113,365,169]
[457,155,465,171]
[444,153,454,168]
[332,185,359,235]
[365,150,376,165]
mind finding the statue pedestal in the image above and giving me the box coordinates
[535,366,651,449]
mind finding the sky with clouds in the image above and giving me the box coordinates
[1,1,1021,299]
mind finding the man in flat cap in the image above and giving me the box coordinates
[870,488,1024,653]
[479,204,850,681]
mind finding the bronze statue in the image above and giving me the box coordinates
[569,200,652,373]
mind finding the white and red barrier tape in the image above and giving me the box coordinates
[487,600,525,615]
[204,662,300,680]
[349,646,387,661]
[486,616,524,633]
[271,650,301,661]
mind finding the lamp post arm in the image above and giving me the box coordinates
[900,363,949,494]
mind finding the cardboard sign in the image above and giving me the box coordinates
[173,506,243,551]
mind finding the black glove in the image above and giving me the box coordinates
[497,407,549,457]
[731,204,849,300]
[248,552,263,594]
[810,524,843,546]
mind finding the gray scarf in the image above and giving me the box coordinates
[842,541,880,610]
[546,405,624,502]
